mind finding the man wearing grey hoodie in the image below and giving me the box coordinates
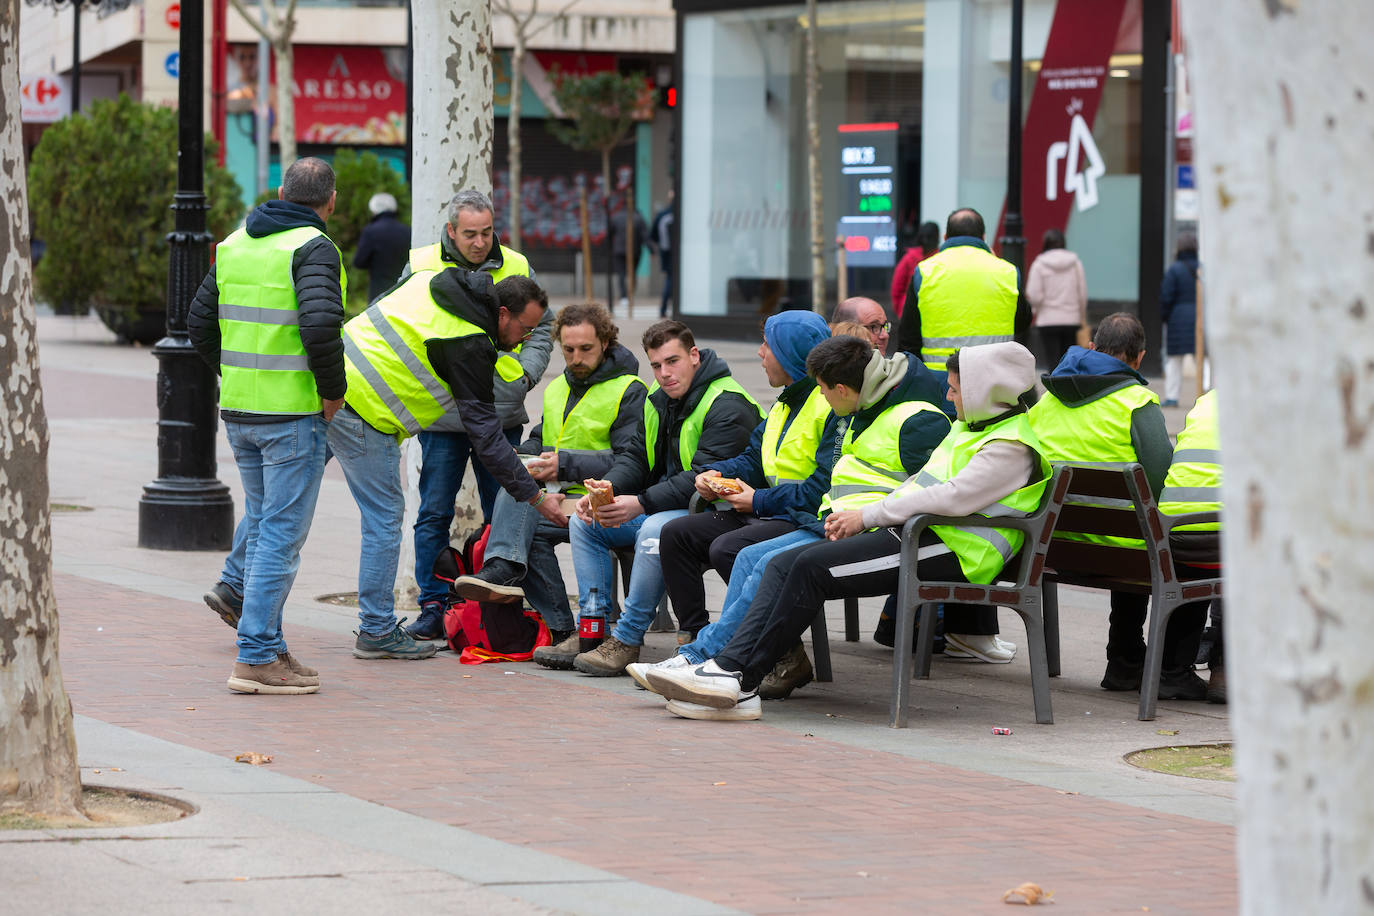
[646,342,1051,720]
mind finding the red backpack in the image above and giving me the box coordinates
[431,525,552,664]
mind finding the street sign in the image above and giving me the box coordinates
[20,74,71,122]
[165,2,180,29]
[836,122,898,268]
[164,52,180,79]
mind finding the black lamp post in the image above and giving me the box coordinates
[137,0,234,550]
[998,0,1026,278]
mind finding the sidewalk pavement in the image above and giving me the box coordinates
[17,310,1234,914]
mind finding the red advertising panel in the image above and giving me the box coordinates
[291,45,407,145]
[998,0,1127,266]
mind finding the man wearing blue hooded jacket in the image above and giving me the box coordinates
[657,311,838,639]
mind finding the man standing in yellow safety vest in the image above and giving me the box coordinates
[189,157,346,696]
[894,207,1030,374]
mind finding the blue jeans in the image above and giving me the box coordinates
[326,409,405,636]
[569,509,688,646]
[484,488,574,631]
[224,416,329,665]
[413,427,521,606]
[680,528,821,664]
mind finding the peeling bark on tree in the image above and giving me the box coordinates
[0,0,86,821]
[1180,1,1374,911]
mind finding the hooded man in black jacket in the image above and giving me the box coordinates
[187,156,345,695]
[449,303,648,644]
[562,320,763,676]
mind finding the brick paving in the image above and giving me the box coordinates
[57,572,1236,914]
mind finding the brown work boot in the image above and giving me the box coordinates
[227,658,319,695]
[757,642,814,699]
[278,651,319,682]
[533,631,581,670]
[573,635,640,676]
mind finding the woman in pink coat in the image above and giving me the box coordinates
[1025,228,1087,367]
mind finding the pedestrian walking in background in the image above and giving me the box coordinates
[1160,231,1201,406]
[890,220,939,317]
[353,192,411,304]
[1025,227,1088,368]
[650,191,675,317]
[610,206,649,312]
[188,157,346,696]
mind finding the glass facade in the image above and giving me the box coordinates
[678,0,1145,319]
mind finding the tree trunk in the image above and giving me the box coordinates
[602,147,613,311]
[508,29,525,250]
[804,0,824,314]
[0,0,86,821]
[411,0,494,242]
[274,36,297,174]
[1178,2,1374,912]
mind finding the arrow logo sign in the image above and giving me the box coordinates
[1045,113,1107,211]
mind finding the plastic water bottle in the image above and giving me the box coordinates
[579,586,606,652]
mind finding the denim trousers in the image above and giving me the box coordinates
[484,488,574,631]
[413,427,521,606]
[224,416,328,665]
[568,508,688,646]
[326,408,405,636]
[679,528,821,664]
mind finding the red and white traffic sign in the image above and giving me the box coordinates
[20,75,70,122]
[165,2,180,29]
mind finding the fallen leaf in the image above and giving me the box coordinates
[1002,882,1054,905]
[234,877,248,882]
[713,781,727,786]
[92,769,101,774]
[857,871,870,878]
[110,768,122,772]
[185,707,196,711]
[1157,729,1179,736]
[1055,790,1079,796]
[234,752,273,766]
[462,675,473,679]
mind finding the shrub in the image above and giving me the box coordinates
[328,149,410,315]
[28,94,244,324]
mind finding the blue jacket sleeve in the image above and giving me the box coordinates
[898,410,953,475]
[706,419,767,485]
[751,411,841,518]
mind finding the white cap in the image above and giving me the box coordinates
[368,192,398,216]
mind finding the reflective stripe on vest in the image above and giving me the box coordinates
[761,385,833,487]
[216,225,345,415]
[341,272,493,437]
[1159,389,1222,531]
[915,245,1019,370]
[644,376,763,474]
[1029,382,1158,549]
[887,413,1050,584]
[818,400,948,516]
[408,243,532,417]
[541,372,648,496]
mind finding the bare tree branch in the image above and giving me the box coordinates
[227,0,272,44]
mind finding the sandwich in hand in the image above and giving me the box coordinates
[704,476,745,497]
[585,479,615,526]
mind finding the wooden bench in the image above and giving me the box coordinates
[889,466,1074,727]
[1041,462,1223,720]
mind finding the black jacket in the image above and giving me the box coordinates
[421,269,542,503]
[188,200,346,422]
[354,211,411,303]
[520,343,647,483]
[605,348,762,514]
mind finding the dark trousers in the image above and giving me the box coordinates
[1106,590,1207,676]
[659,255,673,316]
[1037,325,1080,368]
[717,529,972,690]
[660,512,797,633]
[1172,531,1223,668]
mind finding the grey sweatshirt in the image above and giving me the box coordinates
[862,342,1040,529]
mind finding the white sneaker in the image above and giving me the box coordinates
[667,692,761,721]
[645,659,743,709]
[627,654,689,692]
[944,633,1017,664]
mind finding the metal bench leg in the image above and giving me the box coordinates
[650,596,675,632]
[1138,591,1173,721]
[811,608,833,682]
[1019,602,1054,724]
[1043,580,1062,678]
[844,596,859,641]
[890,596,917,728]
[914,602,937,679]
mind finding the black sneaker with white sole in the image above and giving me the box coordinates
[452,559,525,603]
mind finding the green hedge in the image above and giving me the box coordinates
[28,94,244,318]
